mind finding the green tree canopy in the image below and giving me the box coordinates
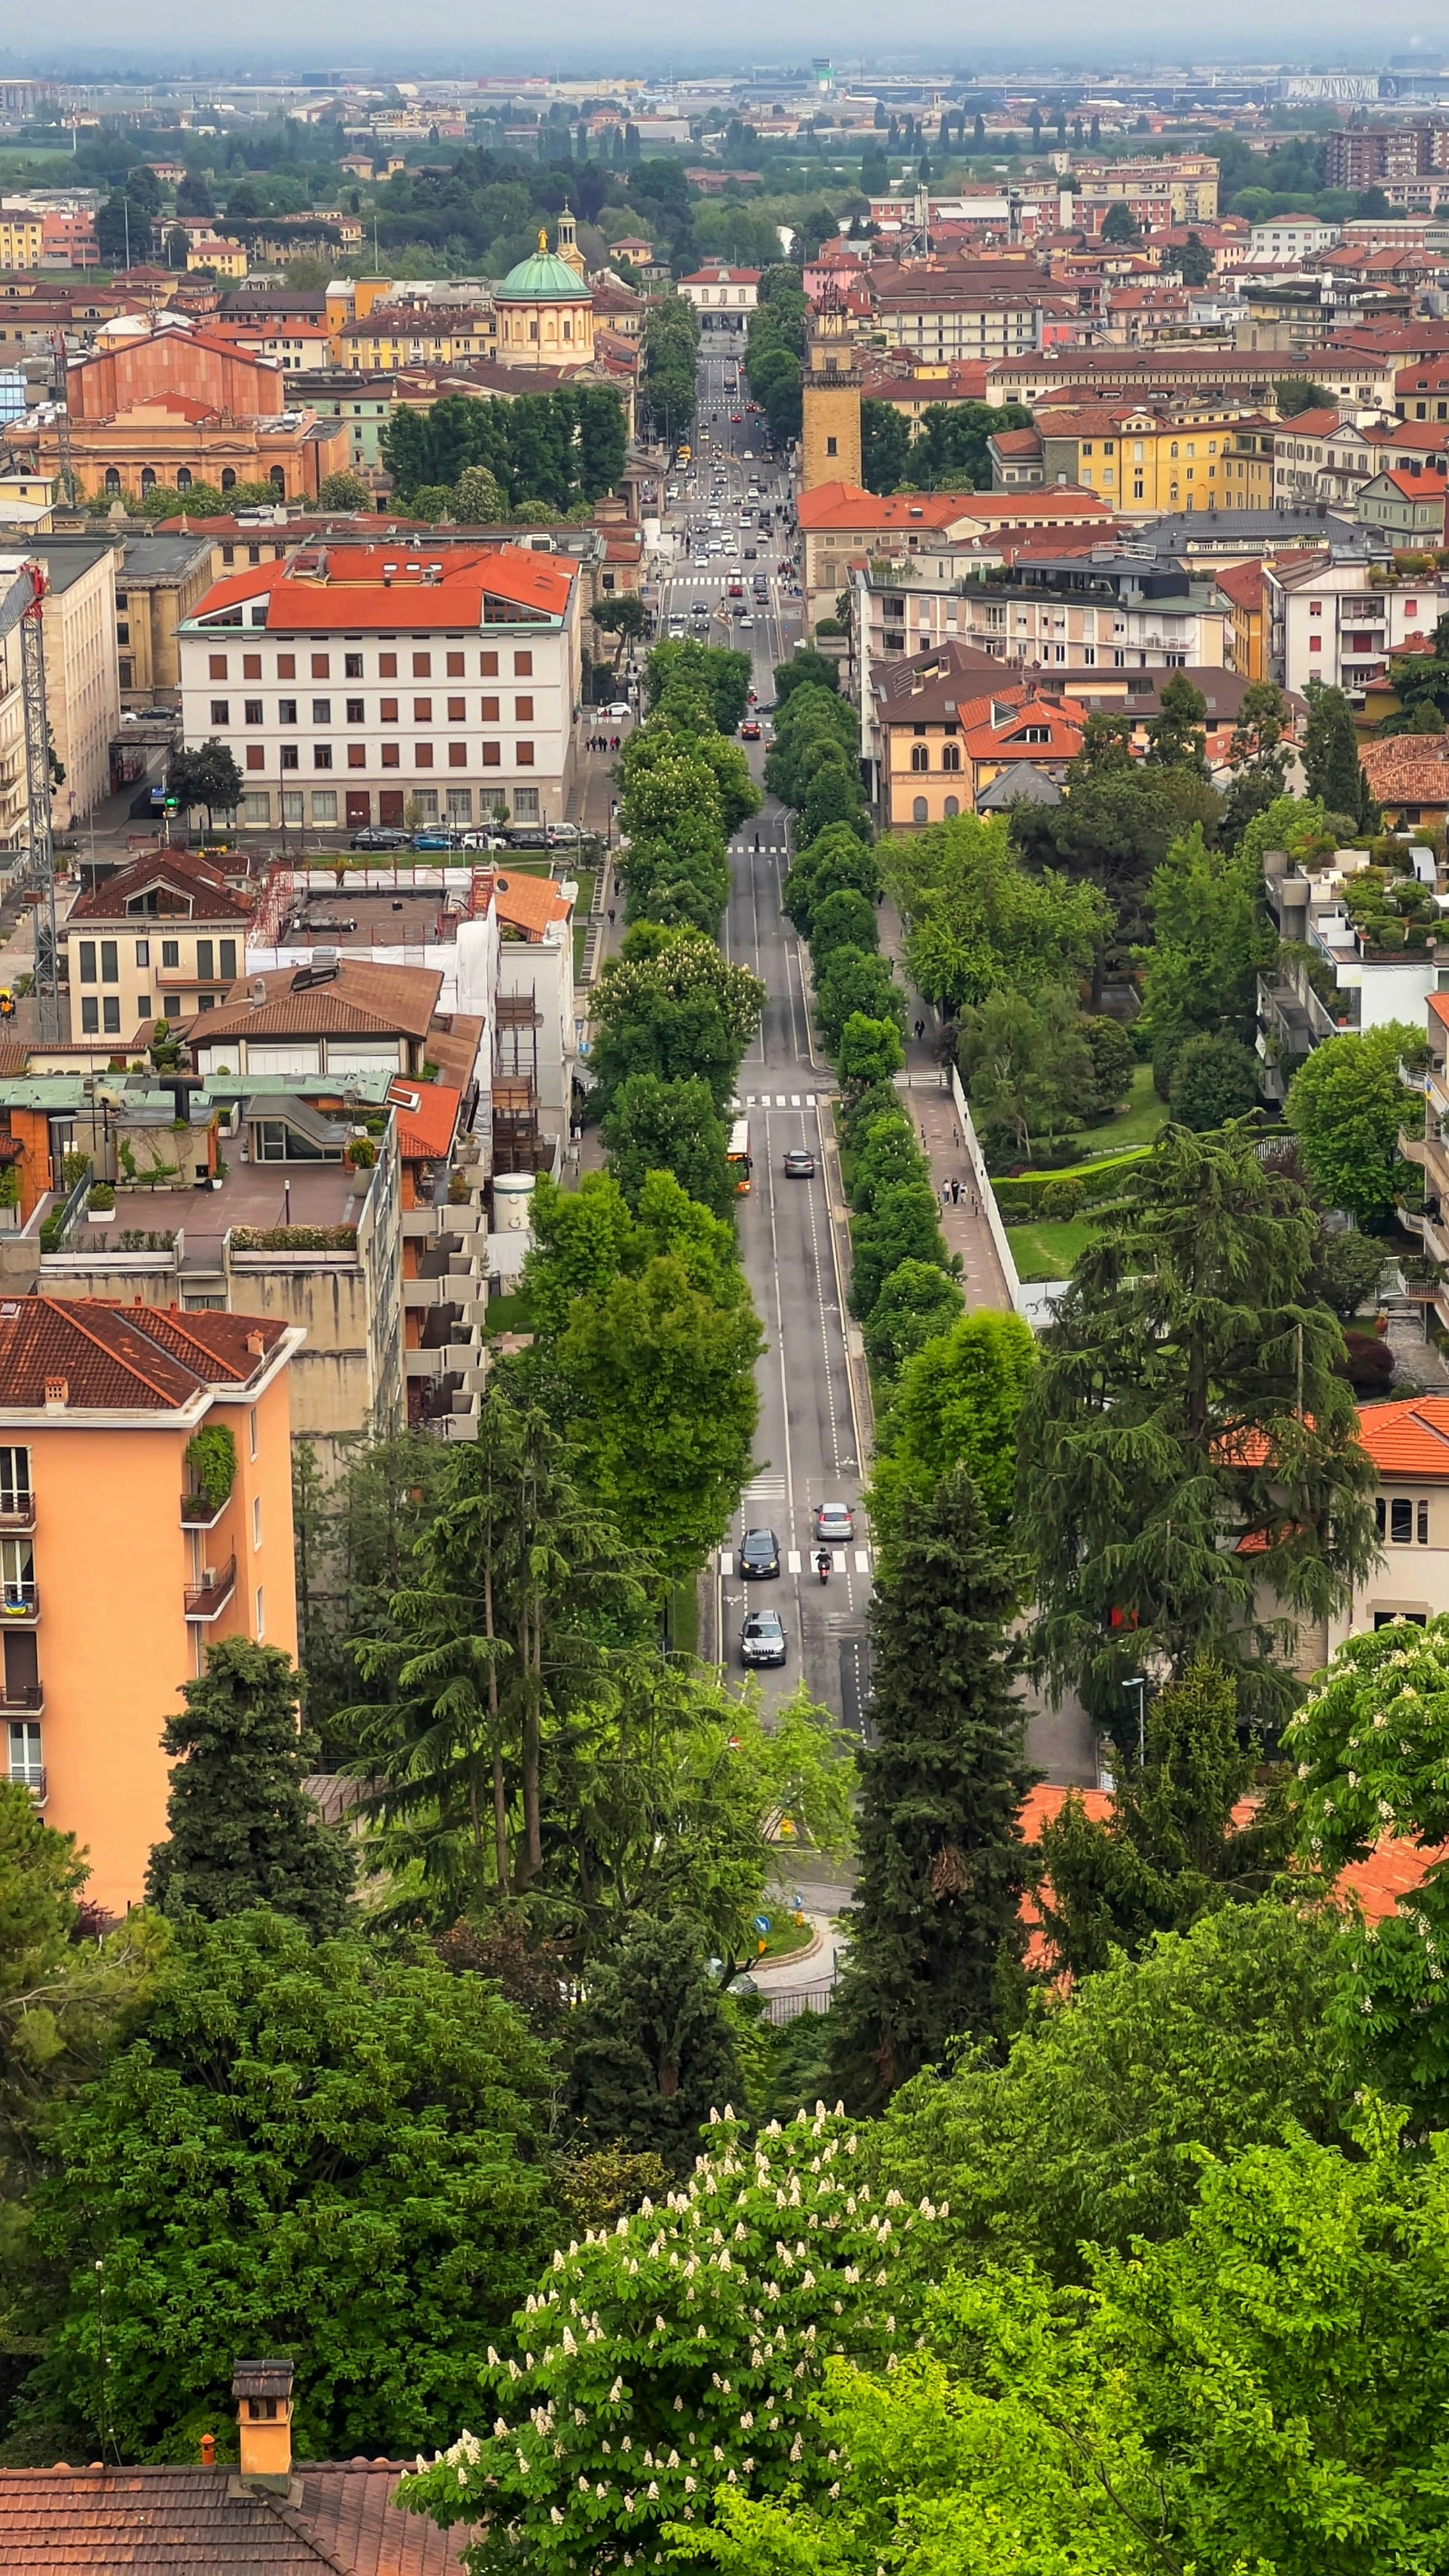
[881,813,1111,1015]
[600,1070,734,1219]
[868,1310,1036,1556]
[1018,1124,1378,1731]
[564,1912,740,2172]
[588,929,765,1114]
[145,1638,355,1936]
[1286,1020,1426,1225]
[831,1468,1036,2110]
[31,1911,555,2462]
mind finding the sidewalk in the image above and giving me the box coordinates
[879,889,1013,1315]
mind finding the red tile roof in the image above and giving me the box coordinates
[1359,735,1449,810]
[192,959,442,1045]
[1348,1390,1449,1473]
[68,848,252,926]
[0,1296,286,1413]
[188,543,575,636]
[385,1077,461,1161]
[0,2460,476,2573]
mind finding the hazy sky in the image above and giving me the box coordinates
[16,8,1449,72]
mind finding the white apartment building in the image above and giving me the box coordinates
[1266,554,1449,697]
[675,268,761,327]
[855,553,1230,675]
[1246,220,1341,264]
[176,540,581,836]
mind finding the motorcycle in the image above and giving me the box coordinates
[815,1551,831,1585]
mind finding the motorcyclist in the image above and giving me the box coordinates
[815,1549,831,1583]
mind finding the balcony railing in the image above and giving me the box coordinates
[184,1555,236,1621]
[7,1767,45,1803]
[0,1679,42,1712]
[0,1495,35,1533]
[0,1582,39,1623]
[180,1490,229,1529]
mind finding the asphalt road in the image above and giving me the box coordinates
[652,332,871,1737]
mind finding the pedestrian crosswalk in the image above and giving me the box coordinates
[743,1093,816,1108]
[718,1542,874,1579]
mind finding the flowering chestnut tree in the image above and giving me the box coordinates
[397,2105,934,2572]
[1287,1613,1449,2120]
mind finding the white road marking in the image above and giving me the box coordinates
[791,1093,801,1107]
[787,1550,802,1574]
[854,1549,871,1574]
[832,1550,847,1573]
[776,1092,786,1107]
[720,1551,735,1576]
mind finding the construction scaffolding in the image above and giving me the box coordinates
[0,562,61,1043]
[492,987,545,1175]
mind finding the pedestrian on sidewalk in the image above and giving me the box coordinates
[951,1177,961,1206]
[608,906,616,925]
[940,1179,951,1209]
[914,1017,924,1041]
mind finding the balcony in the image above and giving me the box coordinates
[0,1678,42,1713]
[180,1490,229,1530]
[0,1494,35,1534]
[7,1767,45,1804]
[0,1582,38,1625]
[184,1555,236,1621]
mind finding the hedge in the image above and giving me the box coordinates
[991,1147,1150,1222]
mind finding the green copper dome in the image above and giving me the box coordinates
[496,241,590,302]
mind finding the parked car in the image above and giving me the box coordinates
[740,1608,787,1669]
[739,1526,781,1579]
[783,1144,815,1176]
[602,701,632,720]
[411,828,456,850]
[813,1501,855,1545]
[546,822,583,845]
[502,825,549,849]
[457,831,508,851]
[349,825,410,851]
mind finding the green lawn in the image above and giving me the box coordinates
[484,1287,533,1333]
[666,1581,700,1659]
[1075,1064,1168,1155]
[1005,1215,1101,1282]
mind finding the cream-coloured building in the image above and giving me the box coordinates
[492,229,595,369]
[0,539,121,829]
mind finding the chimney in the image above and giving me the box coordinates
[199,2432,215,2467]
[43,1377,68,1413]
[245,1329,265,1356]
[233,2358,294,2488]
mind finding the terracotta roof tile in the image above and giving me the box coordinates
[68,850,250,926]
[191,960,442,1046]
[0,2461,477,2573]
[0,1297,285,1413]
[188,544,574,636]
[385,1077,461,1162]
[1359,737,1449,808]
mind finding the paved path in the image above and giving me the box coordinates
[877,887,1014,1314]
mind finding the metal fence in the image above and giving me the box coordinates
[759,1978,837,2027]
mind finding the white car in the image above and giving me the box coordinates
[602,702,632,721]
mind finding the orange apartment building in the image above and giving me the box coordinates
[0,1295,301,1917]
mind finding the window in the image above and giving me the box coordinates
[255,1585,264,1640]
[516,695,534,721]
[161,939,180,969]
[413,697,433,721]
[516,742,535,767]
[7,1721,42,1789]
[282,791,303,824]
[280,744,300,770]
[1375,1610,1427,1629]
[912,795,928,823]
[825,435,838,457]
[102,997,121,1035]
[77,940,96,984]
[446,788,473,822]
[909,744,930,772]
[210,700,229,725]
[941,744,961,772]
[252,1495,262,1552]
[310,654,330,678]
[314,746,333,769]
[243,652,262,680]
[241,794,269,826]
[278,698,296,724]
[481,651,498,677]
[311,790,337,824]
[196,940,213,980]
[381,743,401,768]
[312,698,332,724]
[482,742,501,767]
[347,743,367,768]
[344,652,364,678]
[446,651,464,677]
[514,651,533,677]
[80,997,98,1034]
[512,786,540,821]
[208,654,229,680]
[117,621,130,647]
[447,697,465,721]
[480,695,500,721]
[245,746,265,771]
[0,1447,31,1519]
[244,700,263,724]
[379,696,399,723]
[379,652,397,678]
[345,698,364,723]
[415,744,434,767]
[412,652,432,677]
[134,939,150,967]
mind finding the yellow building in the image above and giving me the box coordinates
[801,311,862,494]
[0,216,42,270]
[339,305,499,370]
[1037,403,1276,514]
[185,234,249,279]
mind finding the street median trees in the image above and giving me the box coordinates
[815,944,904,1055]
[588,928,766,1116]
[781,822,880,937]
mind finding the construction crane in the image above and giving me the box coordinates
[49,332,75,509]
[0,563,61,1043]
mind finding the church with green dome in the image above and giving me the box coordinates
[494,213,595,368]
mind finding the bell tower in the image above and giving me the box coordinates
[555,204,586,279]
[801,293,862,493]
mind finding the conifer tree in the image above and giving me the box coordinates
[1033,1655,1294,1980]
[831,1468,1037,2111]
[145,1637,353,1935]
[564,1912,740,2175]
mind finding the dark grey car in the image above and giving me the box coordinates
[739,1527,781,1578]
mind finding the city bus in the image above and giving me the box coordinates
[726,1119,753,1193]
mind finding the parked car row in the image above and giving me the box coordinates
[348,822,586,854]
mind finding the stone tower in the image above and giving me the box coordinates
[801,297,862,492]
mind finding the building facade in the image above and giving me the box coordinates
[176,541,581,835]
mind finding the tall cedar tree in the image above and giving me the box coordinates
[1301,680,1366,816]
[564,1912,740,2175]
[831,1468,1038,2112]
[1018,1126,1378,1735]
[1032,1655,1294,1980]
[145,1638,353,1935]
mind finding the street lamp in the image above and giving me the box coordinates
[1123,1675,1146,1767]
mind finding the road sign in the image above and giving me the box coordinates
[753,1914,770,1935]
